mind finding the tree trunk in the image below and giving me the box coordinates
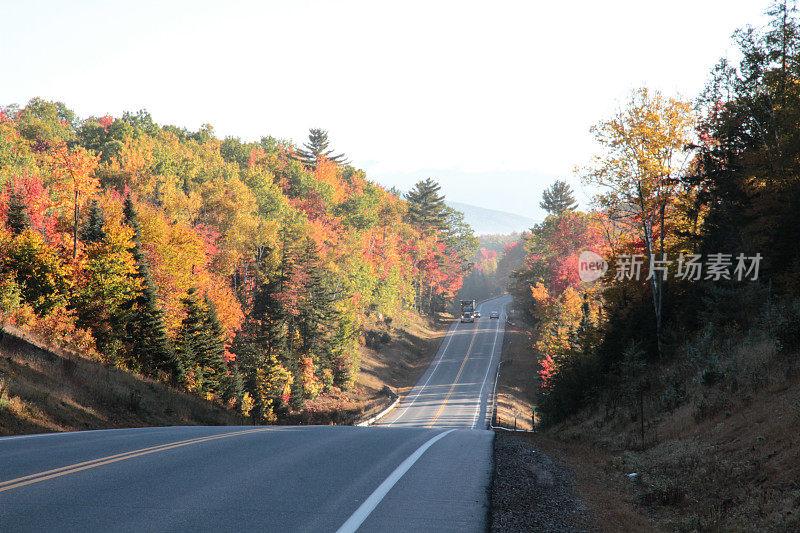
[639,388,645,448]
[643,218,662,359]
[73,187,79,259]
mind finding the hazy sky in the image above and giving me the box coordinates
[1,0,772,219]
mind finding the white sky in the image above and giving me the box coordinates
[1,0,772,219]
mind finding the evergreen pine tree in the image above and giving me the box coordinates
[221,364,245,407]
[176,287,229,395]
[329,311,360,389]
[289,372,306,411]
[7,189,30,236]
[122,196,180,383]
[293,129,349,170]
[176,287,207,392]
[201,294,229,389]
[539,180,579,216]
[296,238,340,357]
[174,334,196,390]
[80,199,106,244]
[230,340,265,420]
[252,275,288,358]
[404,178,449,235]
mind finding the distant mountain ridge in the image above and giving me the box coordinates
[447,201,537,236]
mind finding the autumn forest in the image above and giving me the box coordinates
[0,104,478,422]
[503,2,800,435]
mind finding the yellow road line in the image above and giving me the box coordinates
[426,324,480,427]
[0,428,270,493]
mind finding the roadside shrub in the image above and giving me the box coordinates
[683,325,727,386]
[321,368,334,393]
[536,352,600,425]
[127,389,143,412]
[0,276,22,318]
[0,376,8,408]
[693,392,730,422]
[774,300,800,354]
[701,366,725,386]
[32,306,98,358]
[298,357,321,400]
[659,374,687,412]
[699,282,768,336]
[364,330,382,349]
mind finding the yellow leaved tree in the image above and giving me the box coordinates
[581,88,696,356]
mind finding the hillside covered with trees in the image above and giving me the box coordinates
[512,0,800,423]
[508,4,800,528]
[458,234,525,304]
[0,104,477,422]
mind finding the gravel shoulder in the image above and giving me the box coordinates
[490,432,592,532]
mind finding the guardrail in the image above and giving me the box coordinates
[356,397,399,427]
[488,351,536,433]
[356,387,400,427]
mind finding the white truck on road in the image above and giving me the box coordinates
[460,299,476,323]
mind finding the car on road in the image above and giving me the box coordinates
[490,311,499,319]
[474,311,481,318]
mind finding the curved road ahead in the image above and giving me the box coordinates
[0,295,510,532]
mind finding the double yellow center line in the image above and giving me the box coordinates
[0,428,270,493]
[426,323,481,427]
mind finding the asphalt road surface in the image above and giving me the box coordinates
[379,295,510,430]
[0,295,510,532]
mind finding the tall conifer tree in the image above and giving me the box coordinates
[539,180,578,217]
[293,129,348,170]
[122,196,181,383]
[80,199,106,244]
[404,178,449,235]
[7,189,30,236]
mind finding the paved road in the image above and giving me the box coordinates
[379,295,510,429]
[0,296,510,532]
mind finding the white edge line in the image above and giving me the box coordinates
[386,320,460,426]
[335,429,457,533]
[471,312,502,429]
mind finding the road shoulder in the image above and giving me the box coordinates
[490,432,593,532]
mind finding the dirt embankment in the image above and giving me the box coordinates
[491,315,800,531]
[0,326,241,436]
[549,368,800,531]
[490,317,658,532]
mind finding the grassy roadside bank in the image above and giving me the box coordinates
[0,311,451,435]
[494,315,536,431]
[545,357,800,531]
[0,325,240,436]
